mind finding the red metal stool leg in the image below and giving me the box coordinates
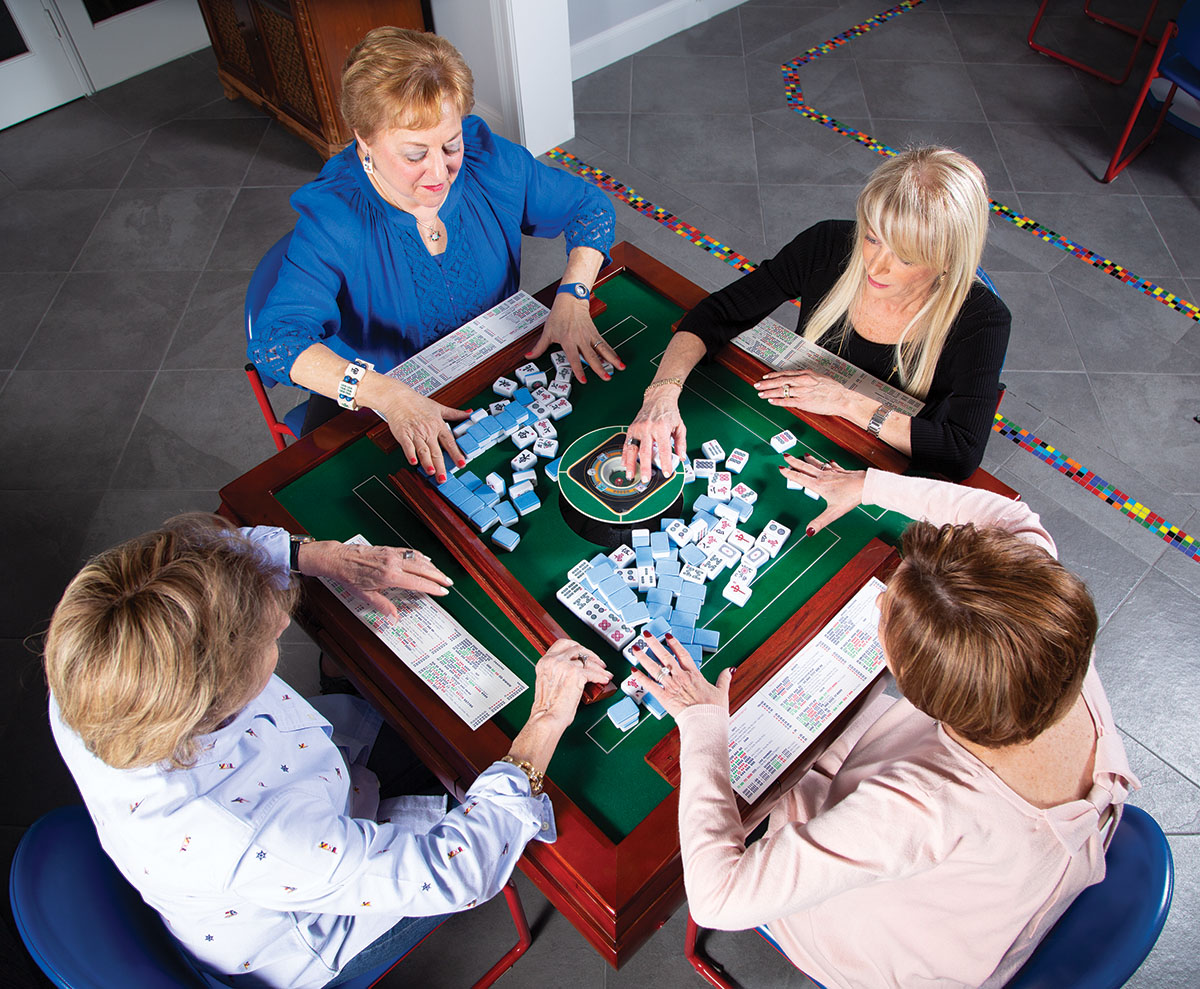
[1028,0,1159,85]
[685,913,735,989]
[472,880,532,989]
[1102,23,1180,181]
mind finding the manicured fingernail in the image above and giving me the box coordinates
[778,465,787,473]
[631,643,643,652]
[665,632,676,641]
[642,629,653,638]
[409,458,418,465]
[457,459,466,468]
[524,352,532,358]
[437,474,446,483]
[463,408,473,415]
[806,527,816,537]
[730,666,738,675]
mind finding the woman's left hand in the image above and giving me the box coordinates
[296,542,453,618]
[754,370,852,417]
[526,295,625,384]
[631,631,732,718]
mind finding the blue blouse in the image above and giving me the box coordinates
[249,115,615,384]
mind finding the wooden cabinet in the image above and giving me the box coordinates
[197,0,431,159]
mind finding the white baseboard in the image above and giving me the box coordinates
[570,0,745,80]
[471,100,507,140]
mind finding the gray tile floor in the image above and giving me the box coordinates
[2,0,1198,985]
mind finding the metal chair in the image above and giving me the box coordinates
[1102,0,1200,181]
[244,231,309,451]
[683,804,1173,989]
[1028,0,1160,86]
[10,805,532,989]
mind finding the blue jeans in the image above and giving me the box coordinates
[323,910,454,987]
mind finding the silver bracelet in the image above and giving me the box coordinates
[866,404,891,438]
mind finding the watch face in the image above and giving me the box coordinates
[573,284,588,299]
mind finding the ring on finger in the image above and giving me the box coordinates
[783,384,791,399]
[401,549,415,560]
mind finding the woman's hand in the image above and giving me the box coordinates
[623,387,686,483]
[779,454,866,535]
[754,370,856,418]
[631,631,732,719]
[375,383,471,482]
[296,543,453,618]
[528,639,613,729]
[526,295,624,384]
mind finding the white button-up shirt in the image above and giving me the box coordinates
[49,526,554,988]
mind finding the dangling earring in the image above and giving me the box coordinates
[363,153,374,176]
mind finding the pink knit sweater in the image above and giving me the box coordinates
[677,471,1137,989]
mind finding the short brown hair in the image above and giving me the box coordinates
[881,522,1097,746]
[44,514,297,770]
[340,27,474,139]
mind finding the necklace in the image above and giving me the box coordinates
[413,217,442,242]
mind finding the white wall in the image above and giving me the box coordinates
[567,0,745,80]
[429,0,506,137]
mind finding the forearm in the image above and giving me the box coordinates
[839,392,914,457]
[289,342,413,417]
[561,245,605,288]
[650,331,707,388]
[506,709,570,776]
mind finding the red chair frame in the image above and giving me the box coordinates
[1028,0,1160,85]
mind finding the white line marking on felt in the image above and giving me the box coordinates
[602,314,649,353]
[351,477,537,672]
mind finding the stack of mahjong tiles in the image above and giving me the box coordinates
[431,355,575,553]
[560,437,794,733]
[769,428,821,501]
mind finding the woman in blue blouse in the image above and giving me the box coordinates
[248,27,617,480]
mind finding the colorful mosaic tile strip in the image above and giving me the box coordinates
[993,414,1199,563]
[545,149,759,273]
[780,1,1200,322]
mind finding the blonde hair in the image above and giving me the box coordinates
[881,522,1096,747]
[802,147,990,400]
[341,26,474,140]
[44,514,297,770]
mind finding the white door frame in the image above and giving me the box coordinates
[0,0,88,129]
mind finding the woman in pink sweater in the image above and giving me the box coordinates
[634,459,1136,989]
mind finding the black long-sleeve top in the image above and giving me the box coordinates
[677,220,1010,481]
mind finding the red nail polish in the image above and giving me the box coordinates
[665,632,675,641]
[457,460,466,468]
[409,458,417,466]
[642,629,653,638]
[806,526,816,537]
[437,475,446,483]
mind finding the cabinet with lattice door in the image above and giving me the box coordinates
[197,0,431,159]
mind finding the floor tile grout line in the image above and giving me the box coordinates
[1118,724,1200,797]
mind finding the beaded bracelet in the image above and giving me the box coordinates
[501,755,545,795]
[643,377,683,398]
[337,358,375,411]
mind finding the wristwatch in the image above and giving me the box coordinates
[289,534,315,572]
[866,405,891,438]
[556,281,591,301]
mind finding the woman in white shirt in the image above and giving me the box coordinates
[44,514,609,988]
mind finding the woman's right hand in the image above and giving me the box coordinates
[376,382,472,482]
[528,640,613,728]
[780,454,866,535]
[623,389,687,484]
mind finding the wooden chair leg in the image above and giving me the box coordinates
[472,880,533,989]
[684,913,736,989]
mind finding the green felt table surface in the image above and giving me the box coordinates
[276,271,912,842]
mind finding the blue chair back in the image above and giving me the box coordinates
[976,267,1000,298]
[1005,804,1173,989]
[245,231,294,390]
[9,805,212,988]
[1163,0,1200,91]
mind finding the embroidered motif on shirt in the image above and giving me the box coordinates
[256,850,266,860]
[282,886,296,893]
[447,847,464,859]
[280,765,289,773]
[361,901,371,907]
[245,728,256,736]
[179,836,191,852]
[298,742,308,749]
[463,801,479,815]
[224,910,238,918]
[218,763,234,770]
[205,935,214,941]
[502,842,509,855]
[258,781,267,787]
[422,882,431,891]
[281,694,292,701]
[319,842,338,854]
[129,800,142,814]
[231,797,248,804]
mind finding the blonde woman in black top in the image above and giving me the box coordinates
[624,147,1009,482]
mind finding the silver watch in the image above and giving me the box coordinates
[866,405,891,438]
